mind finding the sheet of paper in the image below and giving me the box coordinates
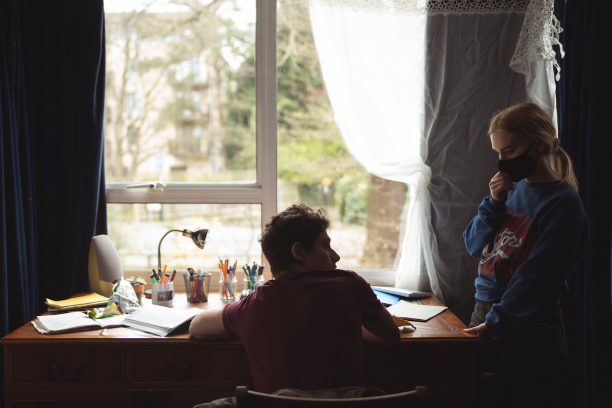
[36,312,100,332]
[386,300,447,321]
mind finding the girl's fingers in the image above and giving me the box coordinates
[489,181,513,192]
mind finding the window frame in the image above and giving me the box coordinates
[105,0,395,285]
[106,0,277,246]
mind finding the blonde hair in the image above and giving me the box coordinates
[488,102,578,192]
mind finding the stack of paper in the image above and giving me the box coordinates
[32,312,126,334]
[46,293,109,313]
[123,305,204,337]
[386,300,447,322]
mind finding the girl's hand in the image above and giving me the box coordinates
[464,323,490,336]
[489,171,513,202]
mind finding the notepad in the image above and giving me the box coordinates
[386,300,447,321]
[32,312,126,334]
[123,305,204,337]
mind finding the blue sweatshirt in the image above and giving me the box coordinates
[463,180,588,334]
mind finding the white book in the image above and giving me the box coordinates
[386,300,447,321]
[371,286,432,299]
[123,305,204,337]
[33,313,126,334]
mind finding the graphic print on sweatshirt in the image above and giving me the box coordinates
[479,210,537,280]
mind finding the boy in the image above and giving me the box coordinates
[190,204,399,397]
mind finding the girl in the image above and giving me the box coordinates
[463,103,588,408]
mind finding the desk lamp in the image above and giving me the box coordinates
[157,227,209,273]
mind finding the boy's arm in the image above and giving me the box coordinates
[189,308,231,339]
[362,304,400,346]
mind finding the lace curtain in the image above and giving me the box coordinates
[309,0,562,313]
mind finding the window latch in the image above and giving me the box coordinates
[126,182,166,190]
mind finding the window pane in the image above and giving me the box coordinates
[104,0,256,184]
[276,0,408,270]
[107,204,262,271]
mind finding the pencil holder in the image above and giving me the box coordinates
[152,282,174,307]
[184,272,211,303]
[244,271,256,291]
[219,275,236,302]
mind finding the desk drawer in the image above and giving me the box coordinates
[364,345,470,383]
[11,350,124,384]
[12,399,124,408]
[133,349,252,383]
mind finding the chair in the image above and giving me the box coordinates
[235,386,428,408]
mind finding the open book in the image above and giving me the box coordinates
[33,312,126,334]
[123,305,204,337]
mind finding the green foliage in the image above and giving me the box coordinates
[335,176,368,226]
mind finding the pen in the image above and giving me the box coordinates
[170,270,176,282]
[190,275,198,300]
[196,277,205,301]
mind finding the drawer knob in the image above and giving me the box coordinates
[52,363,87,381]
[161,362,193,380]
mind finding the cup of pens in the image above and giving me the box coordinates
[218,259,237,302]
[150,267,176,307]
[184,268,211,303]
[152,282,174,307]
[243,262,265,291]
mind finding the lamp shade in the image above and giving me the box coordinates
[188,227,209,249]
[88,235,124,297]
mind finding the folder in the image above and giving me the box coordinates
[46,293,109,310]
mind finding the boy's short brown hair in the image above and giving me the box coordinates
[260,204,330,278]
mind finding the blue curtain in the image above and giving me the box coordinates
[0,0,107,339]
[1,0,38,339]
[556,1,612,406]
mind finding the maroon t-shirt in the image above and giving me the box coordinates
[222,269,383,393]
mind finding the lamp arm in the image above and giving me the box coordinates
[158,229,184,272]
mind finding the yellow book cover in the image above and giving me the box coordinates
[46,293,109,308]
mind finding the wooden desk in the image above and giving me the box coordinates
[2,293,479,408]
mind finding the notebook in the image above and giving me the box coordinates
[386,300,447,322]
[32,312,126,334]
[371,286,431,299]
[373,290,400,306]
[123,305,204,337]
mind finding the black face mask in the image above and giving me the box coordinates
[497,143,539,182]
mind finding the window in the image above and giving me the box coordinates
[104,0,402,285]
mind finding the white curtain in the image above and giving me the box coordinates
[309,0,563,309]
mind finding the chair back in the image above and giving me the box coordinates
[235,386,428,408]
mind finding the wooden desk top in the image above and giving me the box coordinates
[1,293,479,344]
